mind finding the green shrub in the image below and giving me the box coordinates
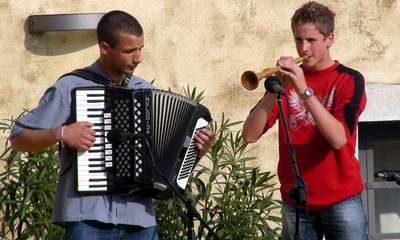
[0,114,64,240]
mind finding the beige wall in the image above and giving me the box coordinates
[1,0,400,175]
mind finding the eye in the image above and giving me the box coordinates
[295,38,302,43]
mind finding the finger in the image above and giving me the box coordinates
[80,138,95,149]
[83,128,96,137]
[278,56,293,65]
[195,142,208,155]
[200,128,213,137]
[279,60,296,70]
[88,128,96,136]
[195,142,204,151]
[195,133,211,148]
[77,144,91,152]
[280,69,296,81]
[197,139,213,152]
[83,133,96,143]
[75,140,91,151]
[193,133,206,146]
[79,121,94,128]
[195,130,214,146]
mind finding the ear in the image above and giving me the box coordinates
[99,41,110,56]
[325,33,335,48]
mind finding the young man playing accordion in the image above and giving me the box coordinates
[10,10,214,240]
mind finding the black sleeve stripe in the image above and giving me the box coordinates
[337,64,365,135]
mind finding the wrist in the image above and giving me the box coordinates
[299,86,314,100]
[57,126,65,146]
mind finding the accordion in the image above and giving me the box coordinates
[72,86,212,198]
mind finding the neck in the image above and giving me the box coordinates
[98,58,125,85]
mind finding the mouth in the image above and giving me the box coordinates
[127,65,137,72]
[303,55,312,62]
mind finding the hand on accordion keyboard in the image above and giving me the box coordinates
[61,122,96,151]
[194,128,214,159]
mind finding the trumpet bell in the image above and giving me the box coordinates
[241,71,259,90]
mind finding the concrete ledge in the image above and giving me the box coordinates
[360,84,400,122]
[28,13,104,33]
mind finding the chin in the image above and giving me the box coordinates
[304,57,314,64]
[302,62,316,70]
[124,69,134,75]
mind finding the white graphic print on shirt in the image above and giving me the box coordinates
[288,88,335,131]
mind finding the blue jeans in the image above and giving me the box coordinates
[64,220,159,240]
[282,194,367,240]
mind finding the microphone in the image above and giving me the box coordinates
[106,129,133,144]
[375,170,400,185]
[264,76,286,96]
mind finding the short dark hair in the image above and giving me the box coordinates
[291,1,335,37]
[97,10,143,47]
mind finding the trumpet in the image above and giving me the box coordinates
[241,56,308,90]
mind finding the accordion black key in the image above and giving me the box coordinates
[72,86,212,198]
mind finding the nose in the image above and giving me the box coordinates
[299,40,311,54]
[133,51,142,64]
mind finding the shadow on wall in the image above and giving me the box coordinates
[23,18,98,56]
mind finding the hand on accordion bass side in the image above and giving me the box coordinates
[61,121,96,151]
[193,128,214,159]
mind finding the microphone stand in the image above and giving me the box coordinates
[276,93,307,240]
[137,136,220,240]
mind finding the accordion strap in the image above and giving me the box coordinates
[60,68,111,86]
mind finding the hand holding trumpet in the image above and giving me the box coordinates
[275,56,310,95]
[241,55,309,91]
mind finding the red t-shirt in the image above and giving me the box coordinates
[263,61,367,209]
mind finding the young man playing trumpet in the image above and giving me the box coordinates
[242,1,367,239]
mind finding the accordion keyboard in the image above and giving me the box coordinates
[74,89,112,192]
